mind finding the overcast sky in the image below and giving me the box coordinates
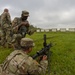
[0,0,75,29]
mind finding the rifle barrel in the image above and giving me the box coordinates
[32,44,51,59]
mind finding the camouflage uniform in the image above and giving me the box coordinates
[11,34,22,49]
[12,10,35,49]
[12,10,30,34]
[0,38,48,75]
[0,8,12,47]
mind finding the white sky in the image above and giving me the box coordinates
[0,0,75,29]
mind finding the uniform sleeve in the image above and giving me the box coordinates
[12,18,18,27]
[27,57,48,75]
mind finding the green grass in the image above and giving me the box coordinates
[0,32,75,75]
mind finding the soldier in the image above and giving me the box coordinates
[0,38,48,75]
[12,10,33,36]
[0,8,12,47]
[12,10,35,49]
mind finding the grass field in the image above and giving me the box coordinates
[0,32,75,75]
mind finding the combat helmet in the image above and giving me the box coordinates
[22,10,29,16]
[20,38,35,47]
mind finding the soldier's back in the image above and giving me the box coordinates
[1,12,11,26]
[1,50,33,75]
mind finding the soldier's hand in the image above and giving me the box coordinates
[13,26,18,33]
[20,21,29,26]
[28,30,36,35]
[42,55,47,60]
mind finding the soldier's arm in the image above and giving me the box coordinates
[12,18,18,27]
[27,29,36,35]
[27,56,48,75]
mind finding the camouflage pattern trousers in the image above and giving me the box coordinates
[0,27,12,47]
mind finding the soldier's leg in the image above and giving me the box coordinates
[0,30,6,47]
[6,29,12,48]
[11,34,22,49]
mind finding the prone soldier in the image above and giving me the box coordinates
[0,38,48,75]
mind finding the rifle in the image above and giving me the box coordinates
[32,34,52,75]
[32,34,52,59]
[32,43,52,59]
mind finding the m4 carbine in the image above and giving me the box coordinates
[32,34,52,59]
[32,43,52,59]
[32,34,52,75]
